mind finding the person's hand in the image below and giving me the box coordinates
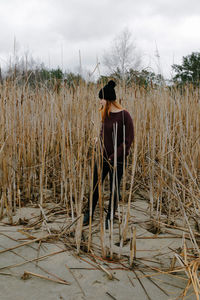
[108,158,112,163]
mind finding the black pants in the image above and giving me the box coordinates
[88,159,125,218]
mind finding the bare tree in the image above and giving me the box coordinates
[103,28,141,80]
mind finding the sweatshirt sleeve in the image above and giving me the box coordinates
[109,111,134,161]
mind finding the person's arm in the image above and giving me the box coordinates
[109,111,134,161]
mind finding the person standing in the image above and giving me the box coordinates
[84,80,134,229]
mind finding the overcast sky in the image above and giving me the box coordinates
[0,0,200,79]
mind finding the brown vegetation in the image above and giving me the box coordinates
[0,80,199,297]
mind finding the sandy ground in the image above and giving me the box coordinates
[0,199,197,300]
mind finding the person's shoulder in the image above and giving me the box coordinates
[123,110,132,119]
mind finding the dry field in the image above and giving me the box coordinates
[0,80,199,299]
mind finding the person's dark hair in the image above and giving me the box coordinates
[99,80,116,101]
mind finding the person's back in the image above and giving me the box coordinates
[101,110,134,162]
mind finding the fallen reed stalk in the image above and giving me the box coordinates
[0,249,66,271]
[22,270,70,285]
[0,233,52,254]
[65,264,85,296]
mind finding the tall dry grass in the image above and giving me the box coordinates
[0,80,199,243]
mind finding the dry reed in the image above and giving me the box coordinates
[0,79,199,296]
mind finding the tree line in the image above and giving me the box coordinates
[0,28,200,89]
[1,55,198,90]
